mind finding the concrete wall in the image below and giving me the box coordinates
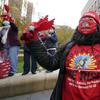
[0,71,59,99]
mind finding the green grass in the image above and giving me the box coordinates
[17,55,45,73]
[17,56,23,73]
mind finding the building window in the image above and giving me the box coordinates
[21,0,28,17]
[98,7,100,12]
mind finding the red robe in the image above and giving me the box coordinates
[62,44,100,100]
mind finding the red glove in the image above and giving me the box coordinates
[21,32,33,42]
[26,32,33,40]
[30,30,39,40]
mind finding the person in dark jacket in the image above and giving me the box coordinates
[39,27,58,73]
[22,11,100,100]
[45,26,58,55]
[0,4,20,76]
[21,26,37,75]
[2,21,20,76]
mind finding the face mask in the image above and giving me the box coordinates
[28,25,35,32]
[49,29,55,33]
[3,21,10,26]
[78,17,97,34]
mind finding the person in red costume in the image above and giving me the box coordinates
[21,16,55,75]
[22,11,100,100]
[21,26,38,75]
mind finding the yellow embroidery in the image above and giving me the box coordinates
[69,53,97,69]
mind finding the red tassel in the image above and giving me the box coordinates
[4,4,10,13]
[76,70,80,81]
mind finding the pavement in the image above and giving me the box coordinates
[2,90,53,100]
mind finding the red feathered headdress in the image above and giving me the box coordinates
[22,15,55,41]
[32,15,55,31]
[24,15,55,32]
[0,4,15,23]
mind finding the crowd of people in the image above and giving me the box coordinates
[0,22,58,77]
[0,5,58,77]
[0,4,100,100]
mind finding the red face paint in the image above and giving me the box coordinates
[78,17,97,34]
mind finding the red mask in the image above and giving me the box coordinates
[78,17,97,34]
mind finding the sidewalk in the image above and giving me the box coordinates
[2,90,53,100]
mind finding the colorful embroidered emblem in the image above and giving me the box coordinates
[69,53,97,69]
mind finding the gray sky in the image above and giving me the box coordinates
[30,0,88,28]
